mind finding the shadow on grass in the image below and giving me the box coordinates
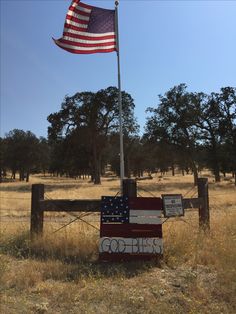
[108,182,195,195]
[0,182,119,194]
[0,184,32,193]
[0,183,84,193]
[0,231,161,280]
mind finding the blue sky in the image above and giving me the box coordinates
[1,0,236,138]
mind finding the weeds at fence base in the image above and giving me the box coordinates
[1,209,235,313]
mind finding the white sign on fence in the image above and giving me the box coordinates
[162,194,184,218]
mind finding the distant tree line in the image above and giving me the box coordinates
[0,85,235,185]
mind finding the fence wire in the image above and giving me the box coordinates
[1,183,235,229]
[43,193,100,234]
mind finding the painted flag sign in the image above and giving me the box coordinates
[53,0,116,54]
[99,196,163,262]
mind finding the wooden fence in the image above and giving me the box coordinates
[30,178,209,239]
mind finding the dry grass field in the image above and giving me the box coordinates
[0,172,236,314]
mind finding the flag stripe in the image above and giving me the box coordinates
[63,23,90,33]
[63,26,115,38]
[65,19,88,29]
[130,210,162,217]
[129,197,163,210]
[99,253,160,262]
[63,31,115,41]
[56,39,115,50]
[54,40,115,54]
[129,209,162,224]
[63,35,115,45]
[75,1,92,11]
[68,5,91,17]
[100,224,163,238]
[66,15,89,25]
[60,38,115,47]
[67,10,90,21]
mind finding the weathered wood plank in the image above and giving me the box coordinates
[40,198,203,212]
[39,199,101,212]
[183,197,204,209]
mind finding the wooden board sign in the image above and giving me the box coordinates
[162,194,184,217]
[99,237,163,254]
[99,196,163,262]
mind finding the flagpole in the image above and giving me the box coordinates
[115,1,125,192]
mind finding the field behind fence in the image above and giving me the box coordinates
[0,172,236,313]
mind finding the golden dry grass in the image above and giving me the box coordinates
[0,172,236,313]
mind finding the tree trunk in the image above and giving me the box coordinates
[214,172,221,182]
[19,170,25,181]
[92,142,101,185]
[210,141,221,182]
[171,164,175,176]
[94,159,101,184]
[213,164,221,182]
[11,170,16,179]
[26,171,30,182]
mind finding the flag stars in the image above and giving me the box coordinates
[101,196,130,223]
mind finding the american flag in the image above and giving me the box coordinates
[100,196,163,262]
[53,0,116,54]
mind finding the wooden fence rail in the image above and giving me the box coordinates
[30,178,209,239]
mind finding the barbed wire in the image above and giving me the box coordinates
[52,214,100,234]
[183,185,196,198]
[189,190,198,198]
[136,184,157,197]
[43,193,100,233]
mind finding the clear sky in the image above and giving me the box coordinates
[1,0,236,138]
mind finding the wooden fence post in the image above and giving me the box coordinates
[30,184,44,239]
[122,179,137,197]
[197,178,210,230]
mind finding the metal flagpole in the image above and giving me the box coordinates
[115,1,125,192]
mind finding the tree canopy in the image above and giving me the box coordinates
[47,86,138,184]
[1,85,235,185]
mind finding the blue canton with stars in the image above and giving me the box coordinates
[87,7,115,34]
[101,196,129,223]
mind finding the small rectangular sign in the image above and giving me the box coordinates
[162,194,184,217]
